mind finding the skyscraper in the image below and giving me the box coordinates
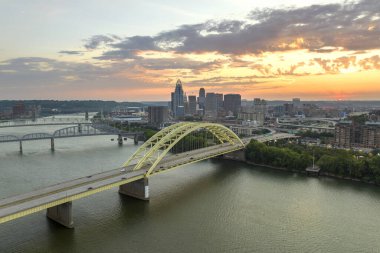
[198,88,206,115]
[216,93,224,110]
[170,79,185,118]
[148,106,168,128]
[188,95,197,115]
[253,98,267,115]
[205,92,218,118]
[224,94,241,116]
[292,98,302,115]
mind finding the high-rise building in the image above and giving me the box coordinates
[253,98,267,115]
[198,88,206,115]
[224,94,241,116]
[292,98,301,107]
[170,79,185,118]
[362,122,380,148]
[284,103,295,116]
[292,98,302,115]
[335,121,352,148]
[273,105,285,117]
[238,112,265,126]
[205,93,218,118]
[216,93,224,111]
[335,120,380,148]
[148,106,169,128]
[188,95,197,115]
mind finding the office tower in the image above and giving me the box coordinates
[216,93,224,111]
[205,93,218,118]
[292,98,302,115]
[198,88,206,115]
[253,98,267,115]
[188,95,197,115]
[148,106,169,128]
[170,79,185,118]
[224,94,241,116]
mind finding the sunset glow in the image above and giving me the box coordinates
[0,0,379,101]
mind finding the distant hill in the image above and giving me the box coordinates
[0,100,144,115]
[140,101,169,107]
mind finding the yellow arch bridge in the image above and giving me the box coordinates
[0,122,296,228]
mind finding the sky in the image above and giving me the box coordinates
[0,0,379,101]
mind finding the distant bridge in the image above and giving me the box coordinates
[0,122,297,228]
[0,118,91,128]
[276,123,335,133]
[0,123,144,152]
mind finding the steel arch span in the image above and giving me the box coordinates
[122,122,245,177]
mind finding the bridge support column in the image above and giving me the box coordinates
[222,149,246,162]
[117,134,123,145]
[46,202,74,228]
[134,134,138,145]
[19,141,23,154]
[78,124,82,133]
[50,138,55,151]
[119,178,149,200]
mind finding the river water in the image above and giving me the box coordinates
[1,124,380,252]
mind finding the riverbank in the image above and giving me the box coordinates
[244,139,380,186]
[226,157,380,187]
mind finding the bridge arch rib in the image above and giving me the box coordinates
[22,133,53,141]
[122,122,244,177]
[0,135,20,142]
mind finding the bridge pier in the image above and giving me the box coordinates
[51,138,55,151]
[78,123,82,133]
[222,149,246,162]
[46,202,74,228]
[117,134,123,145]
[19,141,23,154]
[134,134,138,145]
[119,178,149,200]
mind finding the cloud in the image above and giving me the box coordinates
[89,0,380,60]
[0,57,163,100]
[358,55,380,69]
[58,50,83,55]
[84,35,119,50]
[312,56,358,73]
[0,57,110,86]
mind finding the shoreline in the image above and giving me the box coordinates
[222,157,378,186]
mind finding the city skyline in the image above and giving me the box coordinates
[1,0,380,101]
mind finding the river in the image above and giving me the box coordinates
[1,124,380,252]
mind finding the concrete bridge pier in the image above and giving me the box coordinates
[51,138,55,151]
[119,178,149,200]
[117,134,123,145]
[134,134,139,145]
[19,141,23,154]
[78,123,82,133]
[46,202,74,228]
[222,149,246,162]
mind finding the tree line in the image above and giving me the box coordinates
[246,140,380,184]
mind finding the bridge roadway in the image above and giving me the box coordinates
[0,133,296,226]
